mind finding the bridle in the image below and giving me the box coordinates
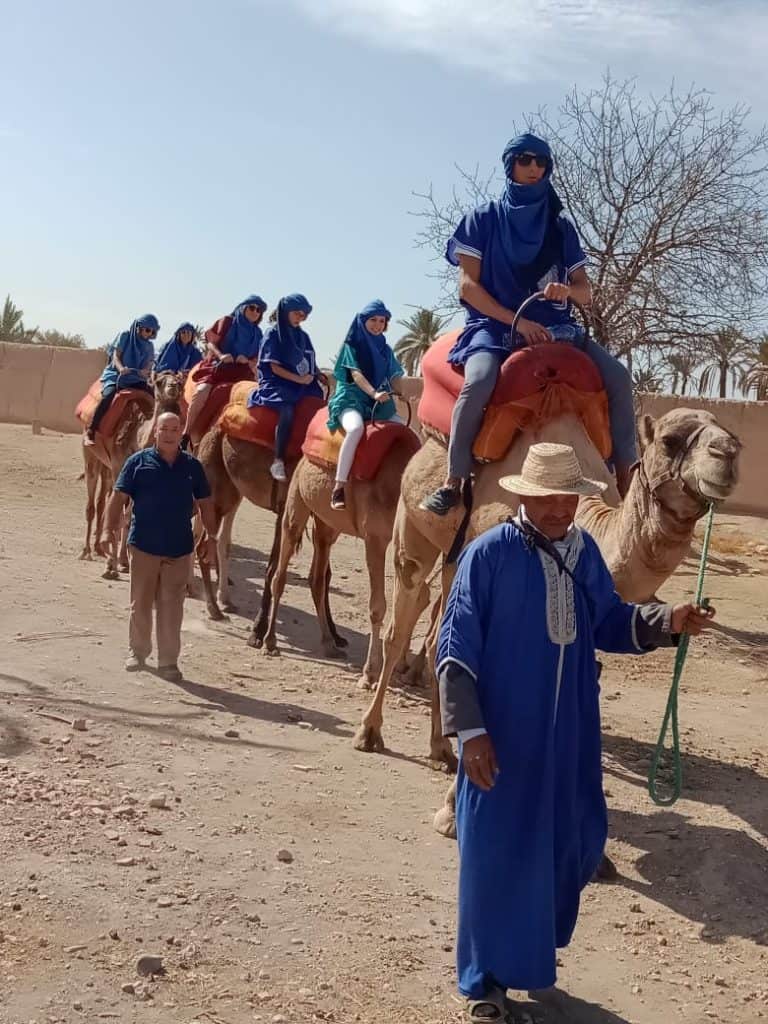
[634,423,717,523]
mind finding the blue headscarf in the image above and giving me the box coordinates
[271,294,314,372]
[497,133,563,271]
[224,294,267,359]
[155,322,201,373]
[343,299,392,390]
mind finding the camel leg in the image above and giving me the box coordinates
[257,494,311,655]
[93,469,110,558]
[394,585,434,687]
[433,779,457,839]
[79,455,99,560]
[306,519,344,658]
[358,535,388,690]
[199,507,226,620]
[217,502,241,612]
[323,562,348,649]
[353,514,439,750]
[424,594,458,772]
[250,502,288,648]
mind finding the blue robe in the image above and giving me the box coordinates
[249,323,322,407]
[155,329,203,374]
[100,330,155,389]
[437,522,648,997]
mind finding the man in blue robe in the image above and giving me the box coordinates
[437,442,714,1023]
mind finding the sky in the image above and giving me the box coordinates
[2,0,767,364]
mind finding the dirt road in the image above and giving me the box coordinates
[1,423,766,1024]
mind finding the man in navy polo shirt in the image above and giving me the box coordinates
[105,412,217,682]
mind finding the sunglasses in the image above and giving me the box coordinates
[139,327,158,337]
[515,153,548,168]
[245,305,263,313]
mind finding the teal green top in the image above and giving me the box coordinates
[327,343,404,431]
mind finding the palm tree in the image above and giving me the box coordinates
[741,336,768,401]
[697,326,753,399]
[665,348,700,395]
[0,295,37,343]
[393,308,452,376]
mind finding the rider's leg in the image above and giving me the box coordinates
[581,337,637,497]
[421,350,503,515]
[335,409,365,486]
[183,382,212,439]
[87,383,117,439]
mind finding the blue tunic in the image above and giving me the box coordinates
[446,204,587,365]
[155,334,203,374]
[437,522,647,996]
[249,323,322,408]
[100,331,156,389]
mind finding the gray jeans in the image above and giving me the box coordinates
[447,351,503,481]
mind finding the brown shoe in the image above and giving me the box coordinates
[157,664,183,683]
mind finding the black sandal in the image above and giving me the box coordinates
[330,486,346,510]
[468,987,535,1023]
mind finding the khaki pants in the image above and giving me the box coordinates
[128,546,192,667]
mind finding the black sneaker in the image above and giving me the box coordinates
[419,486,461,516]
[157,664,183,683]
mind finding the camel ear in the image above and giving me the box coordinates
[638,415,655,452]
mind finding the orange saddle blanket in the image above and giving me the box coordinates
[418,332,612,461]
[302,408,421,482]
[218,384,323,461]
[76,381,154,438]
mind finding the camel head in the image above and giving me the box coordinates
[637,408,741,526]
[154,371,183,403]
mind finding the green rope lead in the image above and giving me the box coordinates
[648,503,715,807]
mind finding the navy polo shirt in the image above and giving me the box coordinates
[115,448,211,558]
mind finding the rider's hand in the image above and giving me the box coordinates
[299,373,314,385]
[671,603,716,636]
[462,734,499,791]
[542,281,571,304]
[235,354,249,364]
[516,318,553,346]
[219,353,234,364]
[373,390,391,403]
[117,366,130,376]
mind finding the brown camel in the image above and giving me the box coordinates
[353,406,742,774]
[79,374,181,575]
[194,426,348,651]
[257,427,423,686]
[137,371,184,448]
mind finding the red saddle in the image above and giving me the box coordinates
[75,381,154,438]
[418,332,612,461]
[218,387,324,461]
[302,408,421,482]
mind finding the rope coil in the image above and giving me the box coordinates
[648,503,715,806]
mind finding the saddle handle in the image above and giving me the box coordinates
[510,291,593,343]
[371,392,413,429]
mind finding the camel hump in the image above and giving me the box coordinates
[219,395,324,461]
[419,336,612,462]
[302,407,421,482]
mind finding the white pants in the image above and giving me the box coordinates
[335,408,404,483]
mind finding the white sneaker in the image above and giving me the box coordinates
[270,459,287,482]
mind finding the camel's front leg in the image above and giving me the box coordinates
[216,503,240,612]
[358,536,388,689]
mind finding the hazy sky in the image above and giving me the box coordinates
[2,0,765,361]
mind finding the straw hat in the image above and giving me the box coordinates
[499,443,607,497]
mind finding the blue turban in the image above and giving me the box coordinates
[497,133,563,268]
[343,299,392,389]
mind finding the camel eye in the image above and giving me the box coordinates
[660,433,683,454]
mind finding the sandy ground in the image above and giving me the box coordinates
[1,422,767,1024]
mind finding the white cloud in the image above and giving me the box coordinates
[286,0,768,91]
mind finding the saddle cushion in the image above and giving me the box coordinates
[183,371,243,441]
[418,333,612,461]
[218,387,324,461]
[302,408,421,482]
[76,381,154,437]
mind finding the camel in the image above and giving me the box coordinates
[353,404,742,775]
[256,425,423,688]
[79,374,181,575]
[194,426,349,651]
[137,371,184,448]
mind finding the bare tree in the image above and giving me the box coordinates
[413,76,768,365]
